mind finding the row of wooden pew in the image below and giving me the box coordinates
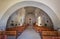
[0,25,28,39]
[33,25,60,39]
[33,25,53,32]
[41,31,60,39]
[0,24,60,39]
[6,25,27,32]
[0,31,17,39]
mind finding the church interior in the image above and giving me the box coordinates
[0,0,60,39]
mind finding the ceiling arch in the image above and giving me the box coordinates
[0,1,60,31]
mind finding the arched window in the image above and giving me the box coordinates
[37,16,42,26]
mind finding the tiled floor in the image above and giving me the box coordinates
[17,26,41,39]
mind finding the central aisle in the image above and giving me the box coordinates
[17,26,41,39]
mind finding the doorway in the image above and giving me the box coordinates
[6,6,53,39]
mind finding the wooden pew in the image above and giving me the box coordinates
[42,36,60,39]
[33,25,53,32]
[0,31,3,39]
[6,25,26,32]
[58,31,60,36]
[6,25,27,38]
[52,36,60,39]
[5,31,17,36]
[0,31,7,39]
[16,26,26,32]
[41,31,58,36]
[42,36,53,39]
[41,31,59,39]
[33,25,60,39]
[41,31,56,39]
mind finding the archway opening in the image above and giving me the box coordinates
[6,6,53,28]
[6,6,54,39]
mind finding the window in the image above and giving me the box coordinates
[37,16,42,26]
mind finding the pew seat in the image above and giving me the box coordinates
[42,36,53,39]
[5,31,17,36]
[52,36,60,39]
[42,36,60,39]
[41,31,58,36]
[58,31,60,36]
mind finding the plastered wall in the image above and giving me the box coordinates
[0,0,60,20]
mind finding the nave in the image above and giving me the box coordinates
[17,25,41,39]
[0,6,60,39]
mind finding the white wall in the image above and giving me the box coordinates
[0,0,60,20]
[7,8,26,28]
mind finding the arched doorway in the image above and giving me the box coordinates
[6,6,53,29]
